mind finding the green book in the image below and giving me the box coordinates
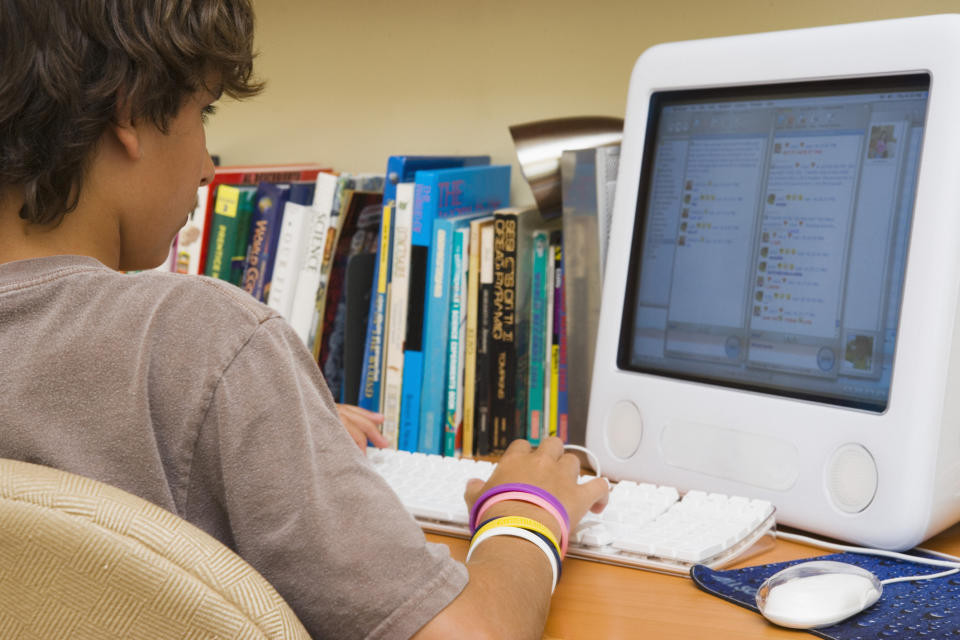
[204,184,256,284]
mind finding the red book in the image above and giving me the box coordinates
[196,163,333,274]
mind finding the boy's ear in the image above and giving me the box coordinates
[109,120,143,161]
[108,100,143,161]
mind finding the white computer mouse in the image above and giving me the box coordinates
[755,560,882,629]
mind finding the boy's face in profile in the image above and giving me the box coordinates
[116,83,219,271]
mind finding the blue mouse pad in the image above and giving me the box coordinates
[691,551,959,638]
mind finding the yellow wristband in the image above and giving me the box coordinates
[472,515,562,559]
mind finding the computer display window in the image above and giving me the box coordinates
[620,74,929,411]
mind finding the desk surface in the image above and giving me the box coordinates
[426,523,960,639]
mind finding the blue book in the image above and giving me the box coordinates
[263,181,314,295]
[526,230,551,446]
[242,182,291,302]
[400,165,510,454]
[359,156,489,417]
[383,155,489,205]
[444,227,471,457]
[419,215,478,455]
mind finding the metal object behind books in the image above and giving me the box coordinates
[509,116,623,219]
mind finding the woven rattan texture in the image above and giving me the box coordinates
[0,459,310,639]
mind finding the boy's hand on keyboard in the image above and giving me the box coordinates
[464,437,610,537]
[336,404,389,452]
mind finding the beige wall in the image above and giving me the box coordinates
[206,0,958,204]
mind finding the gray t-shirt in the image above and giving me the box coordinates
[0,255,467,639]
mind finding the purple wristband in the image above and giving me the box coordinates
[469,483,570,533]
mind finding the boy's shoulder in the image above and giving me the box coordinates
[0,254,280,336]
[135,269,279,326]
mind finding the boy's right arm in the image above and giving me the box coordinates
[413,437,609,640]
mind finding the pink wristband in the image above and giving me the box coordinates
[475,490,569,557]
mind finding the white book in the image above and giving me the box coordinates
[288,172,338,344]
[380,182,415,448]
[311,170,339,212]
[267,200,313,321]
[175,184,209,275]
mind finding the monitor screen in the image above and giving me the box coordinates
[619,74,929,412]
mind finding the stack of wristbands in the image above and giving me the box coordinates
[466,483,569,593]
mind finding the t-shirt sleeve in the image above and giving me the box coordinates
[196,316,468,639]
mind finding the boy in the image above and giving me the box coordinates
[0,1,608,638]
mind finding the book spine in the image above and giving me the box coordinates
[320,193,382,401]
[288,173,337,345]
[526,230,550,445]
[444,228,470,457]
[381,184,414,448]
[267,201,312,320]
[398,179,438,453]
[262,183,313,304]
[550,334,559,438]
[418,218,456,455]
[242,220,268,300]
[205,185,238,281]
[309,174,384,358]
[554,243,569,442]
[228,189,256,287]
[462,219,484,457]
[358,202,393,412]
[175,184,209,275]
[314,185,358,367]
[241,185,288,303]
[474,223,495,456]
[491,212,519,451]
[399,356,422,451]
[543,244,556,438]
[398,245,427,452]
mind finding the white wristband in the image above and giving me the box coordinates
[466,525,559,593]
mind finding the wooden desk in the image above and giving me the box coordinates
[427,523,960,639]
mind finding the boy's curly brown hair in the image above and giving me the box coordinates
[0,0,264,226]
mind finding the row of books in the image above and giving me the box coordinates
[164,147,619,456]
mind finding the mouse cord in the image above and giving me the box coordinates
[879,568,959,585]
[562,444,602,477]
[777,530,960,583]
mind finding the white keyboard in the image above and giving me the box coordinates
[368,447,776,575]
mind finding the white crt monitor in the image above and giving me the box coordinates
[587,15,960,550]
